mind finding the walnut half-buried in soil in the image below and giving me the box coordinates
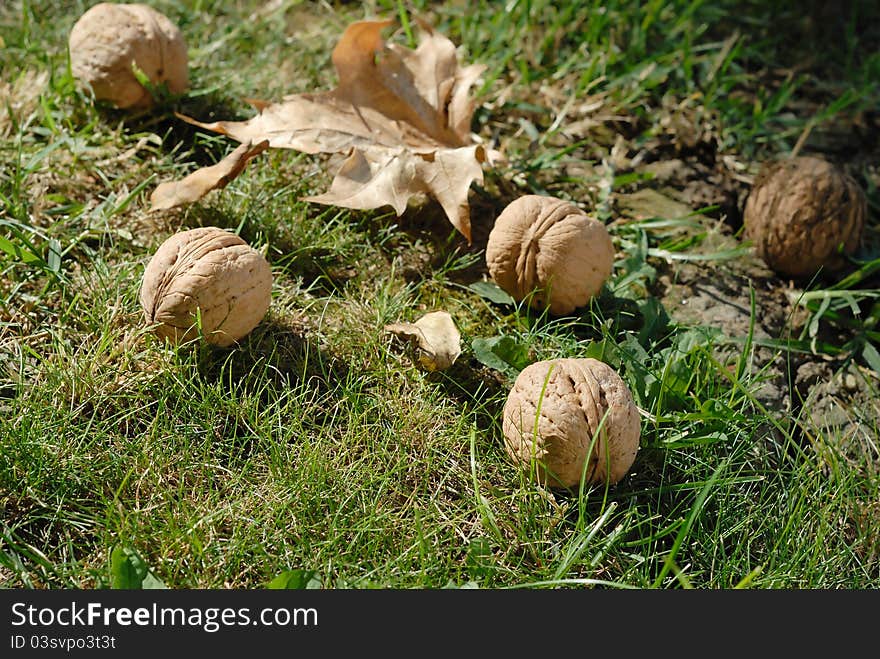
[743,156,866,278]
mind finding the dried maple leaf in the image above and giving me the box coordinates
[178,18,488,242]
[150,140,269,211]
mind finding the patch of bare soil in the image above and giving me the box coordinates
[655,246,879,457]
[657,255,796,411]
[573,86,878,470]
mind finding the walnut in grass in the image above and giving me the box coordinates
[485,195,615,316]
[743,156,866,278]
[68,3,188,109]
[502,358,641,489]
[139,228,272,347]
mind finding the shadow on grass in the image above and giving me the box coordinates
[161,204,359,298]
[433,357,508,434]
[99,88,252,167]
[193,315,348,401]
[342,172,520,287]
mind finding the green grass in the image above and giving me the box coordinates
[1,0,878,589]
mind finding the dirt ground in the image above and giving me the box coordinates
[608,115,880,468]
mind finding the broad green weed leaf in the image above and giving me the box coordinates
[861,342,880,374]
[472,335,531,375]
[266,569,322,590]
[441,579,479,589]
[466,537,493,580]
[468,281,515,305]
[110,546,167,590]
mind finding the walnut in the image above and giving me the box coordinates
[485,195,614,315]
[139,228,272,347]
[68,3,188,109]
[743,156,866,278]
[502,358,641,489]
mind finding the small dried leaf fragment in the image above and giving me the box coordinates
[385,310,461,371]
[177,18,487,242]
[150,140,269,211]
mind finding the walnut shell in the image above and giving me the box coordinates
[139,227,272,347]
[743,156,866,278]
[486,195,614,316]
[69,3,188,109]
[502,358,641,489]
